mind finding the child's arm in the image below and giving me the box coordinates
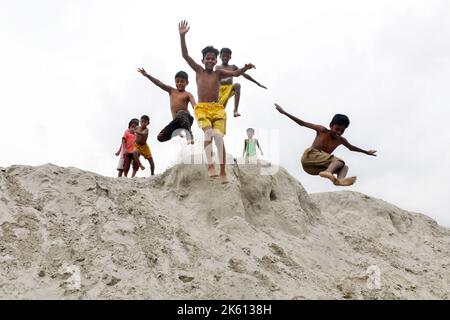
[256,139,264,155]
[115,141,123,156]
[242,73,267,89]
[188,92,197,108]
[275,103,326,133]
[178,21,203,72]
[341,138,377,156]
[138,68,172,93]
[242,139,248,157]
[217,64,255,79]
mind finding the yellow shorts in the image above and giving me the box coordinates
[194,102,226,136]
[134,143,152,160]
[218,84,234,107]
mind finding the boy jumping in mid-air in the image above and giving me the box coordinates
[178,20,255,183]
[242,128,263,164]
[138,68,197,144]
[275,103,376,186]
[216,48,267,117]
[131,115,155,176]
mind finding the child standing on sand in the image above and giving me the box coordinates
[275,103,376,186]
[178,20,255,183]
[242,128,263,164]
[115,118,140,177]
[138,68,197,144]
[131,115,155,176]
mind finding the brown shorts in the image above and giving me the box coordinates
[301,147,344,175]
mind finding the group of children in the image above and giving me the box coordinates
[116,20,376,187]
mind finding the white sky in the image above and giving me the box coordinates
[1,0,449,226]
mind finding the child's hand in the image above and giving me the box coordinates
[244,63,255,70]
[259,84,268,89]
[138,68,148,76]
[115,151,120,156]
[274,103,285,114]
[367,150,377,156]
[179,20,190,35]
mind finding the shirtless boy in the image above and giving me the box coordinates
[275,103,376,186]
[138,68,196,144]
[132,115,155,176]
[216,47,267,117]
[178,20,255,183]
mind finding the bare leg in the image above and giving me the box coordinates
[319,160,344,184]
[214,134,228,184]
[203,128,217,177]
[148,158,155,176]
[337,165,348,179]
[133,151,145,170]
[117,170,123,178]
[334,165,356,186]
[233,83,241,117]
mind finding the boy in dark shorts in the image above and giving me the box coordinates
[138,68,196,144]
[275,103,376,186]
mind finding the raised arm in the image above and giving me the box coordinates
[242,73,267,89]
[178,21,203,72]
[274,103,326,133]
[341,138,377,156]
[217,63,255,79]
[138,68,172,93]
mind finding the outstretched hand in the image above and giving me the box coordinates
[137,68,148,77]
[274,103,285,114]
[178,20,190,35]
[244,63,255,70]
[367,150,377,156]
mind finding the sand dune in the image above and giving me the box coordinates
[0,162,449,299]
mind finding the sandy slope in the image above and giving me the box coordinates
[0,162,449,299]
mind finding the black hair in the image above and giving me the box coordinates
[128,118,139,128]
[330,114,350,128]
[246,128,255,134]
[220,47,232,55]
[175,71,188,80]
[141,115,150,122]
[201,46,219,59]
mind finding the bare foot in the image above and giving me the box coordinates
[220,174,229,184]
[139,164,145,170]
[319,171,337,184]
[233,111,241,117]
[334,176,357,186]
[207,165,218,177]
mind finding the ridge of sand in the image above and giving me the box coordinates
[0,163,449,299]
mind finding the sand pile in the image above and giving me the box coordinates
[0,162,449,299]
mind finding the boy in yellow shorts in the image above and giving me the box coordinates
[178,20,255,183]
[216,48,267,117]
[131,115,155,176]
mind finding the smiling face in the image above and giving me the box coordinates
[202,52,217,71]
[175,77,188,91]
[330,124,346,138]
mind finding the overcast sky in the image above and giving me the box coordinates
[1,0,449,226]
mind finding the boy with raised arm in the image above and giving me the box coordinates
[138,68,196,144]
[216,48,267,117]
[275,103,376,186]
[178,20,255,183]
